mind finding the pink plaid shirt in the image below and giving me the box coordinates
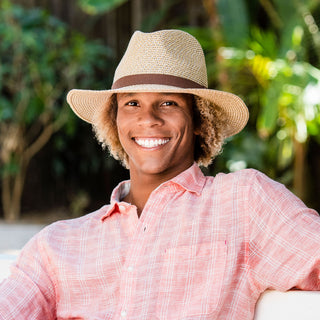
[1,163,320,319]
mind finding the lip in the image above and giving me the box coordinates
[132,137,170,149]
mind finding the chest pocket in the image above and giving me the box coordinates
[156,242,227,319]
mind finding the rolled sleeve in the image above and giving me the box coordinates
[247,171,320,293]
[0,228,56,319]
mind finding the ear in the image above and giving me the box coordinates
[191,96,201,136]
[193,126,201,135]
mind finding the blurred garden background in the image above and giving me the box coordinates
[0,0,320,223]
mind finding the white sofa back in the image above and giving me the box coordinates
[254,290,320,319]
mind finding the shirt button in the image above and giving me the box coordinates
[119,205,126,212]
[128,266,133,272]
[121,310,127,317]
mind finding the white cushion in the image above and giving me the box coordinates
[254,290,320,319]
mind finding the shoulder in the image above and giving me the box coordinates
[203,168,291,204]
[38,204,111,241]
[218,169,311,214]
[206,168,273,188]
[214,168,261,181]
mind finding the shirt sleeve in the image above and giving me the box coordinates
[247,170,320,293]
[0,228,56,319]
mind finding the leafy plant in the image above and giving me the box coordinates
[77,0,128,15]
[0,1,113,220]
[204,0,320,203]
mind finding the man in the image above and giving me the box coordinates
[0,29,319,319]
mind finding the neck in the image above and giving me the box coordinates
[123,174,167,217]
[124,163,193,217]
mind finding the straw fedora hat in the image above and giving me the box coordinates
[67,29,249,138]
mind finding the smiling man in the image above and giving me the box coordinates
[116,92,196,215]
[0,29,320,320]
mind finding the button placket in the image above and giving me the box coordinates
[119,188,171,318]
[117,210,149,318]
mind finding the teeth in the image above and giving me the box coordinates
[135,138,169,148]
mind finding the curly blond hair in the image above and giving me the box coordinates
[93,94,227,168]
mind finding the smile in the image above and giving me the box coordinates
[134,138,170,148]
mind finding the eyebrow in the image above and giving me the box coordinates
[117,93,136,98]
[117,92,186,98]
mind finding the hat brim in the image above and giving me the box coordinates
[67,85,249,138]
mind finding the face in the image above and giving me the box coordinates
[116,92,197,181]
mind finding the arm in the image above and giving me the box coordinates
[0,229,56,319]
[247,171,320,293]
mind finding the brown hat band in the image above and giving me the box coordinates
[111,73,207,90]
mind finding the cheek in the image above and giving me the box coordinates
[116,115,126,143]
[179,116,195,137]
[179,117,197,149]
[116,114,134,154]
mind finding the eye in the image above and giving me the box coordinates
[125,101,139,107]
[162,101,177,107]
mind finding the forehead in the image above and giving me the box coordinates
[116,92,193,102]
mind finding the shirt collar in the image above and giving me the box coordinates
[169,162,206,196]
[101,163,206,221]
[101,180,131,221]
[111,180,131,203]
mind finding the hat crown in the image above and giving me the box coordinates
[113,30,208,88]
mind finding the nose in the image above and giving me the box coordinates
[137,106,164,127]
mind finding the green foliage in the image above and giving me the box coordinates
[78,0,128,15]
[216,0,249,48]
[0,2,112,124]
[273,0,305,58]
[140,0,178,32]
[0,1,115,219]
[248,28,278,59]
[202,0,320,193]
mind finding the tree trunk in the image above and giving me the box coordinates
[293,139,308,203]
[1,114,65,221]
[2,175,13,220]
[1,159,29,221]
[131,0,143,30]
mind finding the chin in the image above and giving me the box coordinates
[141,163,169,175]
[133,159,172,175]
